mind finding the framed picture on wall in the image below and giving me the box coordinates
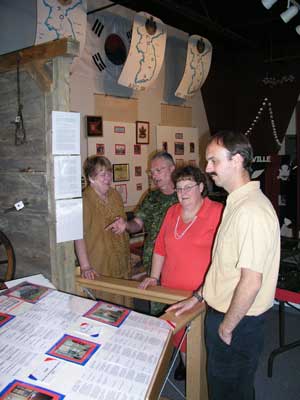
[162,141,168,151]
[136,121,149,144]
[96,143,105,155]
[190,142,195,153]
[115,144,126,155]
[115,184,128,203]
[135,166,142,176]
[86,115,103,137]
[113,164,130,182]
[175,132,183,140]
[114,126,125,134]
[175,142,184,155]
[134,144,141,155]
[136,183,142,191]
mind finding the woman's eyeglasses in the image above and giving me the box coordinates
[175,183,198,194]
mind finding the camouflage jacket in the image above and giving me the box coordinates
[136,189,178,274]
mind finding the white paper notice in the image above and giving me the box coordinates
[56,198,83,243]
[54,155,82,200]
[52,111,80,155]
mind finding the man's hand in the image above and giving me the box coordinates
[138,277,158,289]
[166,296,199,316]
[105,217,127,234]
[218,322,232,345]
[80,267,99,280]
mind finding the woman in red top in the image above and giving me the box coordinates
[139,165,223,379]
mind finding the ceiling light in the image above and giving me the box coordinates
[280,5,299,22]
[296,24,300,33]
[261,0,279,9]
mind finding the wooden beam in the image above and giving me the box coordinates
[0,37,79,72]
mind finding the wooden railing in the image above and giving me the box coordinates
[75,269,208,400]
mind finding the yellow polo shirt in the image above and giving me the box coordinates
[203,181,280,316]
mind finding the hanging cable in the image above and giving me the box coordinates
[12,55,27,145]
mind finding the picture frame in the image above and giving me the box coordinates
[0,312,14,328]
[3,282,52,304]
[175,142,185,155]
[113,163,130,182]
[0,380,65,400]
[114,126,125,134]
[162,141,168,152]
[115,144,126,155]
[84,301,130,327]
[86,115,103,137]
[134,144,141,155]
[136,183,143,191]
[136,121,150,144]
[96,143,105,155]
[190,142,195,153]
[135,166,142,177]
[176,159,185,167]
[115,184,128,203]
[175,132,183,140]
[46,334,99,365]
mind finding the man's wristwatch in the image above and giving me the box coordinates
[192,290,204,303]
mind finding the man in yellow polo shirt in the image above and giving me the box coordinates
[168,131,280,399]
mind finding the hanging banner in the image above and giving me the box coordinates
[118,12,167,90]
[175,35,212,99]
[35,0,87,55]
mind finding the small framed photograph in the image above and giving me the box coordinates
[134,144,141,155]
[84,301,130,327]
[0,312,14,328]
[115,184,128,203]
[3,282,52,304]
[96,143,105,155]
[176,159,185,167]
[86,115,103,137]
[175,142,184,155]
[136,183,143,191]
[136,121,150,144]
[135,166,142,177]
[114,126,125,134]
[162,141,168,151]
[175,132,183,140]
[115,144,126,155]
[0,380,65,400]
[113,163,130,182]
[190,142,195,153]
[46,334,99,365]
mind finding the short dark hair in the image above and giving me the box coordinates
[83,155,112,184]
[150,151,175,166]
[208,130,253,172]
[172,165,208,197]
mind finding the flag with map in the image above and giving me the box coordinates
[175,35,212,99]
[35,0,87,55]
[118,11,167,90]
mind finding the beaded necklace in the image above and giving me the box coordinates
[174,215,197,240]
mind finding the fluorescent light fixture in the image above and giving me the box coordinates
[280,5,299,22]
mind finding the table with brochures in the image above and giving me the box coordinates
[0,277,172,400]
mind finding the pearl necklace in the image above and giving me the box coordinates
[174,215,198,240]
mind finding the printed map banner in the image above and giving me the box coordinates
[175,35,212,99]
[35,0,87,55]
[118,12,167,90]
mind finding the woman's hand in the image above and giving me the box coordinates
[138,276,159,290]
[166,296,199,316]
[105,217,127,234]
[80,267,99,280]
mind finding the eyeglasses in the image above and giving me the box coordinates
[147,166,167,176]
[175,183,198,194]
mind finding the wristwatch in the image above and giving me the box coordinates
[192,290,204,303]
